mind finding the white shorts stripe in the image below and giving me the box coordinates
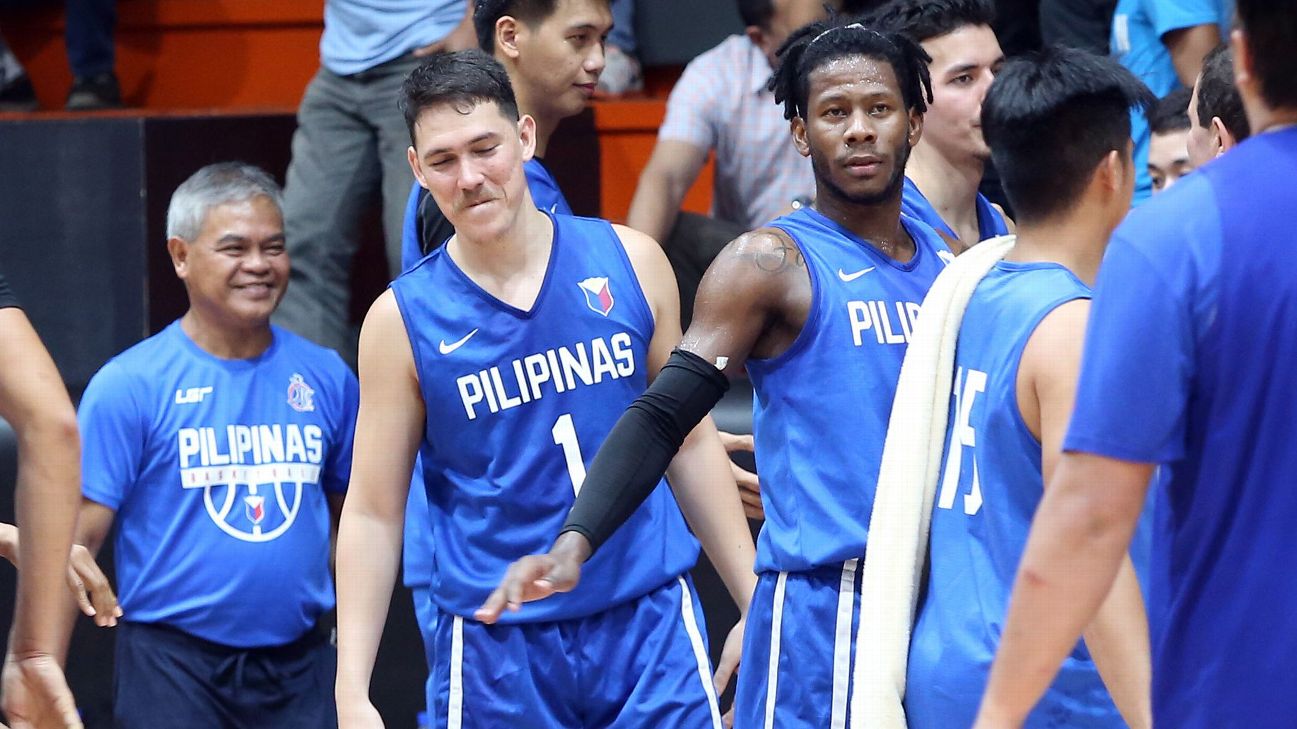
[764,571,789,729]
[677,577,723,729]
[831,559,860,729]
[447,615,464,729]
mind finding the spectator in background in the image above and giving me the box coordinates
[274,0,475,366]
[1148,87,1192,192]
[0,0,122,110]
[1109,0,1229,203]
[599,0,642,95]
[1187,44,1250,166]
[626,0,825,326]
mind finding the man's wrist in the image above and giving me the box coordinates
[550,530,593,564]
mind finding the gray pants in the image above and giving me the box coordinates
[663,212,746,330]
[274,55,419,364]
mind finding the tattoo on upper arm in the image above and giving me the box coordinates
[752,234,805,273]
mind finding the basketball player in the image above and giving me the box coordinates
[866,0,1011,250]
[66,163,359,728]
[973,1,1297,727]
[395,0,613,720]
[1186,44,1251,167]
[334,50,756,729]
[483,20,953,728]
[400,0,612,264]
[1148,87,1193,192]
[903,47,1154,729]
[0,275,107,729]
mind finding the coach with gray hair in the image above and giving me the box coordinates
[62,162,359,728]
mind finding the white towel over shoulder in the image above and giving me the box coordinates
[849,235,1016,729]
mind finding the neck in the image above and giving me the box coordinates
[449,202,553,276]
[1252,107,1297,136]
[907,145,986,230]
[511,85,557,158]
[813,184,912,260]
[180,310,273,360]
[1003,207,1111,287]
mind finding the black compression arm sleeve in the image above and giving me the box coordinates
[561,348,730,551]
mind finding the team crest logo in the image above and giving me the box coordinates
[244,494,266,525]
[578,277,615,316]
[286,374,315,413]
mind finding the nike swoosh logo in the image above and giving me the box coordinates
[838,267,876,282]
[438,329,479,355]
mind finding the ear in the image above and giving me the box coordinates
[497,16,523,60]
[407,146,430,191]
[1210,116,1238,155]
[745,25,765,52]
[1231,28,1255,97]
[908,106,925,148]
[791,116,811,157]
[1101,148,1127,195]
[167,236,190,279]
[518,114,538,162]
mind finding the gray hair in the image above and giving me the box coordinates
[165,162,284,241]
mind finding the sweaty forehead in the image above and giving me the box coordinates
[807,55,901,100]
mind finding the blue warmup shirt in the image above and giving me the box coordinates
[320,0,463,76]
[1110,0,1229,204]
[901,177,1009,244]
[748,207,951,573]
[905,261,1125,728]
[78,322,359,648]
[1065,128,1297,728]
[390,213,699,622]
[400,158,574,592]
[399,159,573,272]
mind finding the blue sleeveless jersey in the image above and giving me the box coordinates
[748,207,951,573]
[902,177,1009,244]
[401,159,573,592]
[390,213,699,622]
[78,323,359,647]
[904,261,1122,727]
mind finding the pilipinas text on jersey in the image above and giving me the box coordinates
[391,213,699,623]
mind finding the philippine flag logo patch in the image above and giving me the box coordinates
[578,277,615,316]
[286,373,316,413]
[244,495,266,525]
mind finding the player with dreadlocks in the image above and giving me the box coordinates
[480,16,953,728]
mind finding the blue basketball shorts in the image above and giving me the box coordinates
[734,559,864,729]
[412,585,439,723]
[428,575,722,729]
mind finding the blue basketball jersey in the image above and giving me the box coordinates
[78,322,358,648]
[401,159,574,592]
[747,207,951,573]
[390,213,699,622]
[904,261,1124,728]
[901,177,1010,245]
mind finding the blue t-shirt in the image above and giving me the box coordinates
[390,213,699,622]
[321,0,464,76]
[1110,0,1229,204]
[901,177,1010,245]
[400,158,574,591]
[79,322,359,648]
[1065,128,1297,728]
[747,208,951,573]
[905,261,1125,728]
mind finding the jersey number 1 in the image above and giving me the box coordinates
[552,413,587,496]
